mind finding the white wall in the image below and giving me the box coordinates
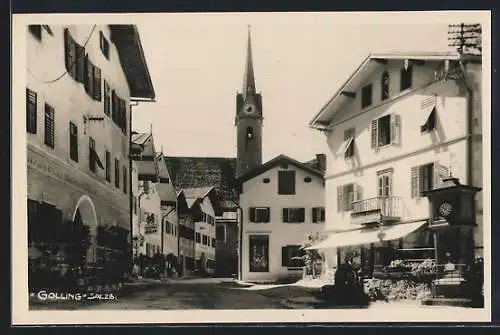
[240,164,325,282]
[195,197,216,262]
[138,181,162,256]
[162,205,178,256]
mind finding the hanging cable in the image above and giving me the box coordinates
[27,25,98,84]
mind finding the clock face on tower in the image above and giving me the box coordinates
[244,103,255,114]
[438,201,453,217]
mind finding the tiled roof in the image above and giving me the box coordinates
[183,186,215,200]
[163,156,238,205]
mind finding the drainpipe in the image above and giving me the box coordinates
[128,101,137,272]
[230,198,243,281]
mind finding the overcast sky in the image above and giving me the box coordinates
[132,13,456,162]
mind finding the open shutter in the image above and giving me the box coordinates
[371,119,378,149]
[249,207,255,223]
[281,246,288,266]
[411,166,419,198]
[312,208,317,223]
[337,186,344,212]
[265,207,270,222]
[439,164,450,181]
[111,90,117,123]
[84,55,94,97]
[391,114,401,145]
[282,208,289,223]
[75,42,85,83]
[433,161,449,188]
[93,66,102,101]
[321,208,326,222]
[64,29,77,79]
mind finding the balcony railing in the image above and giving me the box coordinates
[351,196,402,224]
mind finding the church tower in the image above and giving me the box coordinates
[235,26,263,177]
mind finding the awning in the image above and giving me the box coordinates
[305,220,428,250]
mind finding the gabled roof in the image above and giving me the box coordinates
[132,131,158,181]
[236,154,324,184]
[155,153,177,204]
[163,156,238,205]
[131,132,151,145]
[182,186,223,217]
[109,25,155,100]
[309,51,481,129]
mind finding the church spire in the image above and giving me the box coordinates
[242,25,256,99]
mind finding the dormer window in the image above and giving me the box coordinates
[381,71,389,101]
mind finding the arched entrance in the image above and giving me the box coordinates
[72,195,98,264]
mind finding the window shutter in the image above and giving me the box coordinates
[321,208,326,221]
[439,164,450,181]
[64,29,77,79]
[281,246,288,266]
[337,186,344,212]
[75,43,85,83]
[282,208,289,223]
[299,208,305,222]
[411,166,419,198]
[249,207,255,222]
[103,80,110,116]
[391,114,401,145]
[356,184,363,201]
[26,89,37,134]
[93,66,102,101]
[265,207,270,222]
[371,119,378,149]
[312,208,317,223]
[111,90,117,123]
[84,55,94,97]
[433,161,448,188]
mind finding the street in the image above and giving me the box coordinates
[30,278,325,310]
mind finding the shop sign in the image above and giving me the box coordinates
[144,223,158,234]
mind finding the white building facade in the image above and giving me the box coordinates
[26,25,155,283]
[309,52,482,274]
[238,155,325,283]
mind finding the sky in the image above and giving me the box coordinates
[131,13,455,163]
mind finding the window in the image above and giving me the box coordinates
[400,64,413,91]
[361,84,373,108]
[195,232,201,244]
[336,128,355,159]
[103,80,111,117]
[64,29,85,83]
[212,238,216,247]
[421,107,437,133]
[29,25,42,40]
[99,31,110,59]
[249,207,270,223]
[381,71,390,101]
[246,126,254,140]
[377,169,393,197]
[278,170,296,195]
[202,234,209,246]
[114,158,120,188]
[312,207,325,223]
[84,56,102,101]
[26,89,37,134]
[283,208,305,223]
[69,122,78,162]
[105,151,111,182]
[411,162,449,198]
[371,114,401,149]
[44,104,55,148]
[281,245,304,267]
[89,137,96,172]
[216,224,226,242]
[249,235,269,272]
[337,183,361,212]
[165,221,172,234]
[123,166,127,194]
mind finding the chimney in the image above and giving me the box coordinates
[315,154,326,173]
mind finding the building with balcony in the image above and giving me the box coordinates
[237,154,326,283]
[26,24,155,288]
[307,52,482,277]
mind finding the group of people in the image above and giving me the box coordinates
[132,253,179,279]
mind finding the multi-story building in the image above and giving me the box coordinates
[155,152,178,264]
[177,189,196,276]
[26,24,155,284]
[237,155,326,283]
[131,131,162,258]
[308,52,482,274]
[183,187,222,276]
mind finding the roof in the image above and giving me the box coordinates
[109,25,156,100]
[309,51,482,129]
[236,154,324,184]
[180,186,223,216]
[131,132,158,181]
[131,132,151,145]
[163,156,238,205]
[155,153,177,203]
